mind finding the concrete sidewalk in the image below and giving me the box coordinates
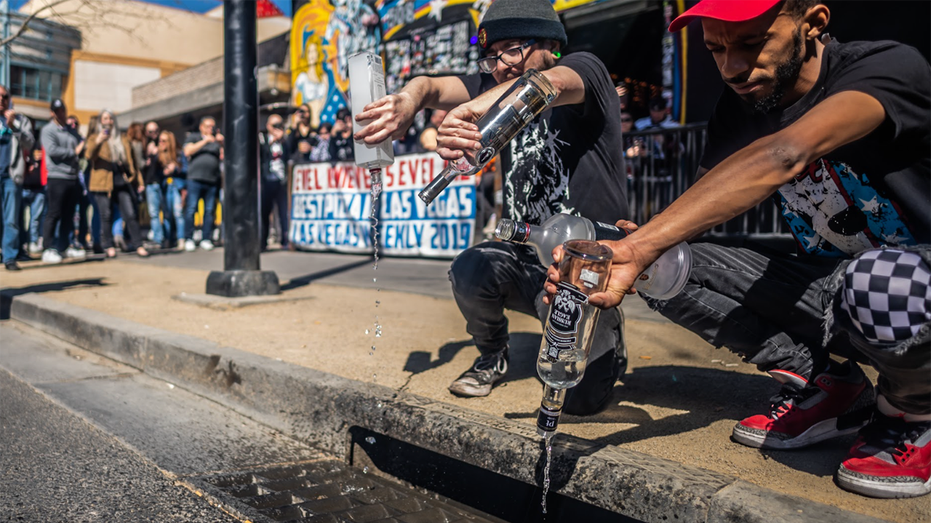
[0,248,925,523]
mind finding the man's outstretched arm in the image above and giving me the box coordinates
[546,89,887,309]
[353,76,473,145]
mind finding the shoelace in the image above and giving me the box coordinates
[858,417,931,457]
[473,353,504,372]
[767,382,818,419]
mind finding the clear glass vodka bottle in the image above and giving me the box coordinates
[536,240,612,438]
[496,213,692,300]
[419,69,557,205]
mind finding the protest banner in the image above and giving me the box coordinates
[289,153,477,257]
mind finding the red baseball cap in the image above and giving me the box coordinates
[668,0,782,32]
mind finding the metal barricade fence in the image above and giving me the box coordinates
[623,123,790,240]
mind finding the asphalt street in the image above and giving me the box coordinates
[0,333,239,522]
[0,321,504,523]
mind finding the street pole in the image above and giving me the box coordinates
[1,0,10,87]
[206,0,280,297]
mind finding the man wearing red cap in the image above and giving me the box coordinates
[548,0,930,499]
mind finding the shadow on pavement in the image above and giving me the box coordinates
[403,332,543,385]
[500,365,784,492]
[0,279,108,320]
[280,258,376,291]
[761,437,857,478]
[17,256,106,270]
[504,365,773,439]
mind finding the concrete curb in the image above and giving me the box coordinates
[9,292,889,523]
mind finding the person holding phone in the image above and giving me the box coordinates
[182,116,224,251]
[259,114,290,250]
[86,110,148,258]
[0,85,34,270]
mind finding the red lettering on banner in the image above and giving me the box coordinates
[383,163,396,187]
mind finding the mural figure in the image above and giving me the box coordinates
[325,0,382,89]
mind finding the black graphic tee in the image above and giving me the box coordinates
[460,52,628,226]
[701,40,931,257]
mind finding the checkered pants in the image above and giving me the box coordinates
[829,246,931,415]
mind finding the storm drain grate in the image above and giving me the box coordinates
[188,460,500,523]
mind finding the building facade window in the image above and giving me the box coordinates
[10,65,63,102]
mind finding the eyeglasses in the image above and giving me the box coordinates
[0,93,9,100]
[621,117,632,123]
[476,39,536,74]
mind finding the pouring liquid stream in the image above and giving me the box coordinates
[369,169,383,383]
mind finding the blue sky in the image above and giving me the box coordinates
[14,0,293,17]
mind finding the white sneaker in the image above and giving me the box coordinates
[200,240,214,251]
[41,249,62,264]
[184,239,197,252]
[65,246,86,259]
[27,242,41,254]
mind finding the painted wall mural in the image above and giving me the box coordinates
[290,0,603,124]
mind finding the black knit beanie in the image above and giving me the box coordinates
[477,0,568,50]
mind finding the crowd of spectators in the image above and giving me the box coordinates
[0,97,225,270]
[1,89,684,270]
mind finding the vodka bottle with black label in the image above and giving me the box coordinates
[496,213,692,300]
[536,240,612,438]
[419,69,557,205]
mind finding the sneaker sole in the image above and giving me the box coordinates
[836,465,931,499]
[448,382,493,398]
[732,416,868,450]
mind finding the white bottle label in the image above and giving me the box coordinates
[543,282,587,362]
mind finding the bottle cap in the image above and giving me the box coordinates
[636,242,692,300]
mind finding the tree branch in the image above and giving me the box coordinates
[0,0,72,47]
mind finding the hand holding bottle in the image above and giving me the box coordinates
[544,219,656,310]
[434,103,483,162]
[352,91,418,144]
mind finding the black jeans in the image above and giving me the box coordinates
[641,241,838,380]
[42,178,81,253]
[449,241,626,415]
[94,188,143,250]
[261,177,289,249]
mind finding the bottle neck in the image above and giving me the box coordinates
[494,219,534,244]
[536,385,567,438]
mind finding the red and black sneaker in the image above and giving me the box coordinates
[837,413,931,498]
[732,360,875,449]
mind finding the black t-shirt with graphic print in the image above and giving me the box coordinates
[459,52,628,227]
[701,40,930,257]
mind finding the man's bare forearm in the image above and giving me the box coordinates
[401,76,471,111]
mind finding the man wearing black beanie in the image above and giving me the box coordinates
[355,0,628,415]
